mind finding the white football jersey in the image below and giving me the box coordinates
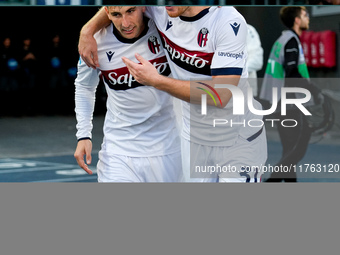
[145,7,262,146]
[75,19,180,157]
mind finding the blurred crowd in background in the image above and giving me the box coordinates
[0,6,108,117]
[0,33,82,116]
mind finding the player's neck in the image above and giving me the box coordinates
[292,23,302,37]
[182,6,209,17]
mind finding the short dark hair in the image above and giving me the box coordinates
[280,6,306,29]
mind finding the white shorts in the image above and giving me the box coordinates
[182,127,267,182]
[96,150,183,182]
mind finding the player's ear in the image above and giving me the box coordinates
[104,6,109,15]
[294,16,301,26]
[141,6,146,13]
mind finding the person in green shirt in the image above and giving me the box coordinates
[260,6,322,182]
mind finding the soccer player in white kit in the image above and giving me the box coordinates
[78,6,267,183]
[74,6,182,182]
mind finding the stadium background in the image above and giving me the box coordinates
[0,5,339,182]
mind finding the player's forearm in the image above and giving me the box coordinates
[152,75,236,108]
[80,7,110,37]
[74,84,96,140]
[152,75,191,103]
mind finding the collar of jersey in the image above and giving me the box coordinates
[284,29,300,39]
[289,29,300,39]
[112,17,150,44]
[179,8,210,22]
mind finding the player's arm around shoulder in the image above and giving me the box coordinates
[79,7,111,69]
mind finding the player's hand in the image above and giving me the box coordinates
[74,139,93,174]
[122,53,160,87]
[78,31,99,69]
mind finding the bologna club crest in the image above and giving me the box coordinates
[148,36,161,54]
[197,28,209,47]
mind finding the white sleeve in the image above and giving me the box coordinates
[246,24,264,73]
[145,6,167,30]
[74,57,100,140]
[145,6,163,20]
[211,13,248,76]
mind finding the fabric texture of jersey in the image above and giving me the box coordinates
[75,19,180,157]
[145,6,263,146]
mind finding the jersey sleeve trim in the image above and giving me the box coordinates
[77,137,92,142]
[211,67,243,76]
